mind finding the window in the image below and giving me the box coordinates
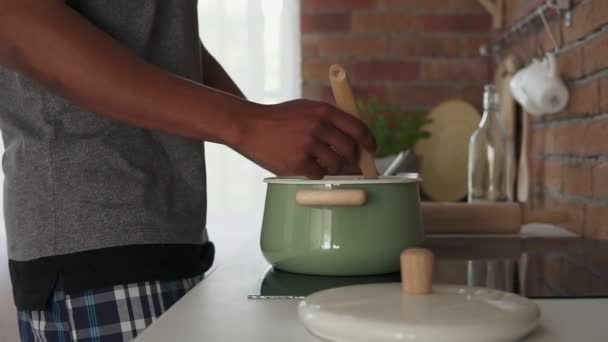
[198,0,300,238]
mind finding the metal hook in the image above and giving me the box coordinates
[523,20,537,62]
[538,7,560,53]
[535,21,545,59]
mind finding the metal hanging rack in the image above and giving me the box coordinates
[480,0,572,57]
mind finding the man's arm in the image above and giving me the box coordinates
[0,0,247,144]
[0,0,376,179]
[200,44,244,99]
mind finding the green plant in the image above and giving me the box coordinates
[357,98,432,158]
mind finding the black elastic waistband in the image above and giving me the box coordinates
[9,242,215,311]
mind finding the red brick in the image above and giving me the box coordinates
[531,191,561,211]
[544,160,563,192]
[544,125,560,154]
[592,163,608,199]
[563,0,608,44]
[601,77,608,112]
[584,32,608,76]
[319,86,335,104]
[555,123,585,155]
[319,35,388,57]
[559,200,586,235]
[530,127,545,154]
[320,84,389,104]
[585,205,608,240]
[305,0,378,10]
[559,45,584,81]
[422,59,489,81]
[462,34,491,57]
[382,0,447,9]
[423,14,491,32]
[505,0,532,25]
[568,79,600,114]
[582,117,608,156]
[461,85,484,110]
[388,85,461,108]
[536,108,570,124]
[529,157,543,189]
[563,163,592,197]
[302,60,340,81]
[391,35,460,57]
[352,61,419,81]
[353,12,420,32]
[302,85,321,100]
[301,12,351,33]
[451,0,485,10]
[302,36,319,58]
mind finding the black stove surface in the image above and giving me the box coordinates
[250,236,608,299]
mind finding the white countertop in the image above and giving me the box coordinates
[136,229,608,342]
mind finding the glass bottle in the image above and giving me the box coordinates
[467,84,515,202]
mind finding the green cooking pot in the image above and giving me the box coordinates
[260,175,423,276]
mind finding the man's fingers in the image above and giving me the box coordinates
[326,109,377,153]
[314,124,357,164]
[303,157,326,180]
[311,140,343,175]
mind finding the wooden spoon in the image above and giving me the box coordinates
[328,64,379,179]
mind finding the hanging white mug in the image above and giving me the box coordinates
[509,52,569,116]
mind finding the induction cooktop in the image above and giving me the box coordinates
[248,236,608,300]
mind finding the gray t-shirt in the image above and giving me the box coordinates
[0,0,208,261]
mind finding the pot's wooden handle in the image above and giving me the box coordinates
[328,64,379,180]
[295,189,367,207]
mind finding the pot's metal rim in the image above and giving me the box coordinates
[264,174,420,185]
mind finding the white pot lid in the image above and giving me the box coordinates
[298,283,540,342]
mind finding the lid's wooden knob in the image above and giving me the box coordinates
[401,248,434,295]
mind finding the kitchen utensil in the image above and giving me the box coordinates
[509,52,569,116]
[421,202,567,234]
[328,64,378,179]
[494,55,520,141]
[382,150,410,176]
[260,175,423,276]
[517,111,531,203]
[298,248,541,342]
[414,100,481,201]
[497,56,520,202]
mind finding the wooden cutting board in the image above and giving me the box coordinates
[421,202,567,234]
[414,100,480,202]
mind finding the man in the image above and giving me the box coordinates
[0,1,376,341]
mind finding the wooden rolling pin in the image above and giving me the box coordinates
[328,64,379,179]
[421,202,567,234]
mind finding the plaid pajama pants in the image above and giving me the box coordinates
[18,274,204,342]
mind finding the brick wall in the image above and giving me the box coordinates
[300,0,492,112]
[499,0,608,239]
[300,0,608,240]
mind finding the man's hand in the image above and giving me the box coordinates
[235,99,377,179]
